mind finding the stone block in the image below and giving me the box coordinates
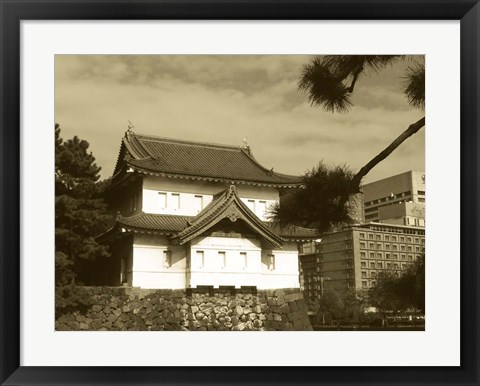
[235,305,243,315]
[285,293,302,302]
[288,310,305,322]
[279,304,290,314]
[243,307,252,315]
[289,301,298,313]
[92,305,102,313]
[276,296,286,306]
[273,313,282,322]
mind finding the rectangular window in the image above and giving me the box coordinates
[369,243,375,249]
[268,254,275,271]
[384,235,390,241]
[171,193,180,210]
[376,252,382,258]
[400,236,405,242]
[362,281,368,288]
[359,233,365,239]
[219,251,226,269]
[401,245,406,251]
[361,271,367,278]
[401,254,406,260]
[376,235,381,241]
[386,253,391,259]
[196,250,204,269]
[360,242,366,249]
[369,234,374,240]
[385,243,390,250]
[371,271,376,278]
[370,262,375,269]
[376,243,381,249]
[163,250,172,268]
[240,252,247,269]
[387,263,392,269]
[408,255,413,261]
[407,237,412,243]
[361,261,367,268]
[392,236,397,242]
[194,195,203,213]
[377,262,383,269]
[369,252,375,259]
[393,254,398,260]
[158,192,167,209]
[360,252,366,258]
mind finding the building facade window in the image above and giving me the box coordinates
[158,192,167,209]
[196,250,204,268]
[268,254,275,271]
[171,193,180,210]
[194,195,204,213]
[163,250,172,268]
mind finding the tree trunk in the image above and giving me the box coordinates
[340,116,425,207]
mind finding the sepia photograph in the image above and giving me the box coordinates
[54,54,425,332]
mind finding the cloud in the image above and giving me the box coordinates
[55,55,425,183]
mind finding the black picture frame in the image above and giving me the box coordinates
[1,1,479,385]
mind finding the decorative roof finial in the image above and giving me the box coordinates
[242,136,251,154]
[126,120,135,137]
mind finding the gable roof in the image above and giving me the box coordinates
[112,130,302,187]
[104,185,320,246]
[171,185,284,248]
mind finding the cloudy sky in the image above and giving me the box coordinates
[55,55,425,183]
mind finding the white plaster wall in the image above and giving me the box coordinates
[131,234,187,289]
[141,176,279,219]
[188,236,262,288]
[260,243,300,289]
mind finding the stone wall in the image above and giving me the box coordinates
[55,287,312,331]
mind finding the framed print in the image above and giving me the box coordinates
[1,0,479,385]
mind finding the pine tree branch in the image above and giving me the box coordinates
[342,116,425,205]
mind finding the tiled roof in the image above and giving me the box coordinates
[117,213,191,233]
[113,131,302,187]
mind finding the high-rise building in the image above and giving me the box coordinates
[299,222,425,305]
[362,171,425,226]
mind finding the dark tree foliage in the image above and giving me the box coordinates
[55,124,112,288]
[271,55,425,233]
[268,163,357,232]
[368,255,425,322]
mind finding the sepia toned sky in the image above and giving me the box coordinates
[55,55,425,183]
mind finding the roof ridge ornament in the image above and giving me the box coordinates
[126,120,135,138]
[242,136,251,154]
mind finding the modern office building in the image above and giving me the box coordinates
[299,222,425,305]
[362,171,425,225]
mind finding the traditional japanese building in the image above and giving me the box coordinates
[97,130,319,289]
